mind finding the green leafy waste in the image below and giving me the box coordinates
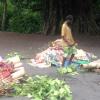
[5,52,22,59]
[63,46,77,57]
[57,64,78,75]
[12,75,72,100]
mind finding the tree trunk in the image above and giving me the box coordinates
[55,0,63,35]
[1,0,7,31]
[42,0,99,35]
[43,0,49,34]
[76,0,99,35]
[43,0,56,35]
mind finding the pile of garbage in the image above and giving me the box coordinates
[0,55,25,96]
[31,39,100,72]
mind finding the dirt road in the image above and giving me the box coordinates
[0,31,100,100]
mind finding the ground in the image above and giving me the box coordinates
[0,31,100,100]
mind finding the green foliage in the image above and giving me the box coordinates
[7,0,43,33]
[9,0,43,33]
[8,11,43,33]
[0,0,99,34]
[4,1,14,30]
[10,0,42,10]
[63,46,77,57]
[57,64,78,75]
[5,52,22,59]
[95,0,100,11]
[0,1,12,28]
[0,3,3,29]
[12,75,72,100]
[0,0,43,33]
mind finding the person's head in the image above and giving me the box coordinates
[65,15,73,26]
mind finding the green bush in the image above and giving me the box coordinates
[0,16,2,30]
[0,3,3,30]
[8,11,43,33]
[0,1,14,30]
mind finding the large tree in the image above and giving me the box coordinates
[0,0,99,35]
[42,0,100,35]
[0,0,7,31]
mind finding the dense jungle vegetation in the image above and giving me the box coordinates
[0,0,100,35]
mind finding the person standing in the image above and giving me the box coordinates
[61,15,75,47]
[61,15,76,66]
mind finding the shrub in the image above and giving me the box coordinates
[8,11,43,34]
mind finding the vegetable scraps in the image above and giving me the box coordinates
[12,75,72,100]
